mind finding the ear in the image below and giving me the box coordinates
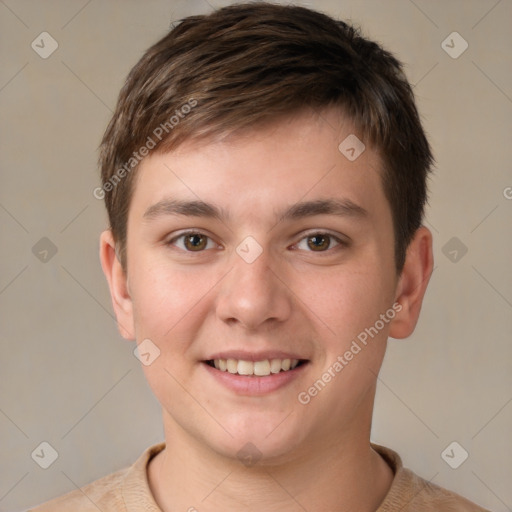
[388,226,434,339]
[99,229,135,340]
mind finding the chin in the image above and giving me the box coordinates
[207,415,309,466]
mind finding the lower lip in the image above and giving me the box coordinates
[202,361,309,395]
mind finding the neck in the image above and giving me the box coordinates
[148,402,394,511]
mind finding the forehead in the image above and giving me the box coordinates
[128,108,389,228]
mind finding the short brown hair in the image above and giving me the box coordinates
[99,2,433,273]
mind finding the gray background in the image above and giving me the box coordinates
[1,0,511,510]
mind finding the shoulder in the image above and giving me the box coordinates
[28,443,165,512]
[397,466,491,511]
[372,443,491,512]
[28,467,129,512]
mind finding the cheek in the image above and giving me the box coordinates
[129,264,212,400]
[128,259,220,351]
[131,271,184,338]
[296,268,393,415]
[298,264,391,344]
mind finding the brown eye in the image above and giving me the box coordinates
[295,232,343,253]
[168,231,216,252]
[306,234,331,251]
[183,233,208,251]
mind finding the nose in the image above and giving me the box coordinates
[215,247,293,332]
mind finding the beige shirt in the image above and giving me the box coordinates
[29,442,490,511]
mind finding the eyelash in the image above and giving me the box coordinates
[166,230,347,254]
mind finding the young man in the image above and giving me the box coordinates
[31,3,490,511]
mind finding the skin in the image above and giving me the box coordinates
[100,107,433,511]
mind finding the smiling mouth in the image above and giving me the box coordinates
[204,358,308,377]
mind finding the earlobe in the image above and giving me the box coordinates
[99,230,136,340]
[388,226,434,340]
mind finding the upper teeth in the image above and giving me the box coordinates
[213,358,300,376]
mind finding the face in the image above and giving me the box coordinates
[103,108,422,464]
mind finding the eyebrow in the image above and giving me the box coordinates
[143,199,226,221]
[277,198,368,222]
[142,198,368,223]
